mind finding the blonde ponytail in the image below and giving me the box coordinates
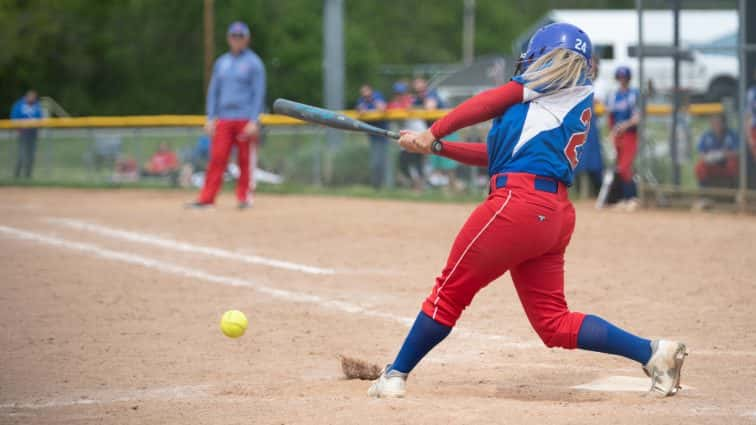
[520,48,590,92]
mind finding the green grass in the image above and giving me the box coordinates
[0,179,486,204]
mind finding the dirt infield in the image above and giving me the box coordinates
[1,187,755,424]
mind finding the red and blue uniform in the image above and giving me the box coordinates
[420,79,592,347]
[607,85,640,197]
[695,127,739,186]
[197,22,266,205]
[386,23,654,378]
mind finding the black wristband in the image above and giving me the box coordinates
[431,139,443,154]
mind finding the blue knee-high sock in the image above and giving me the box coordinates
[389,311,452,374]
[622,180,637,199]
[577,315,652,364]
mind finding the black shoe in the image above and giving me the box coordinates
[185,201,213,209]
[238,200,253,210]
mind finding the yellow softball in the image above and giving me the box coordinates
[220,310,248,338]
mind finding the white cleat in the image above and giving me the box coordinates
[643,340,688,396]
[624,198,640,212]
[367,365,407,398]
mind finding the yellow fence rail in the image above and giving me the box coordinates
[0,103,724,129]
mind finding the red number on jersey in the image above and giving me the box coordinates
[564,107,592,169]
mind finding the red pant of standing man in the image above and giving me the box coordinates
[198,119,257,205]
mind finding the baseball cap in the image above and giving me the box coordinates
[615,66,631,80]
[393,82,408,94]
[227,21,250,36]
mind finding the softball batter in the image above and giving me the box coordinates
[368,22,686,398]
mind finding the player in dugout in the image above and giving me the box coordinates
[695,113,740,188]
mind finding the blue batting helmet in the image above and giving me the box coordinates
[615,66,632,80]
[526,22,591,63]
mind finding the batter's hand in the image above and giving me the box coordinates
[239,121,260,141]
[398,129,434,154]
[204,119,216,136]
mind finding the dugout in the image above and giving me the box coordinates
[634,0,756,212]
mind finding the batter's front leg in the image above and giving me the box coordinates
[368,192,517,398]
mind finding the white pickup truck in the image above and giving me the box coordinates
[533,10,739,101]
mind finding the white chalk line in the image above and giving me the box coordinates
[0,225,534,349]
[6,224,756,357]
[572,375,695,393]
[45,217,335,276]
[0,384,210,410]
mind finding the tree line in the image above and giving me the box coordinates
[1,0,634,117]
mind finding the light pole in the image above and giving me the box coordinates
[463,0,476,66]
[203,0,215,94]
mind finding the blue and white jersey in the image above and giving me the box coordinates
[486,82,594,187]
[606,87,639,127]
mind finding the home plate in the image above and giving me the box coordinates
[572,376,694,392]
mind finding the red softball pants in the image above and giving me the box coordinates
[614,131,638,183]
[695,156,739,182]
[198,119,257,204]
[422,173,585,349]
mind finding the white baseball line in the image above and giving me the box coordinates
[41,218,756,357]
[4,223,754,358]
[7,225,756,405]
[45,217,335,276]
[0,385,209,410]
[0,225,532,348]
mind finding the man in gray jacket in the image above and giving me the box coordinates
[191,21,265,209]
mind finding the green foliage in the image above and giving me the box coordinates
[1,0,635,117]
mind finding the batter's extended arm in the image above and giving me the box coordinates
[430,81,524,139]
[434,141,488,167]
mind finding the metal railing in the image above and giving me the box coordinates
[0,102,724,129]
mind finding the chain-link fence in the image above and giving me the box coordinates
[626,2,756,211]
[0,117,494,198]
[2,102,747,208]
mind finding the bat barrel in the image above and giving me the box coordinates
[273,98,400,140]
[272,98,296,114]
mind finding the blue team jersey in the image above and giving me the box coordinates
[10,97,43,120]
[697,129,738,154]
[486,82,594,186]
[356,91,387,130]
[356,91,386,111]
[606,87,639,127]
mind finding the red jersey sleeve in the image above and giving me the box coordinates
[437,141,488,167]
[430,81,524,139]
